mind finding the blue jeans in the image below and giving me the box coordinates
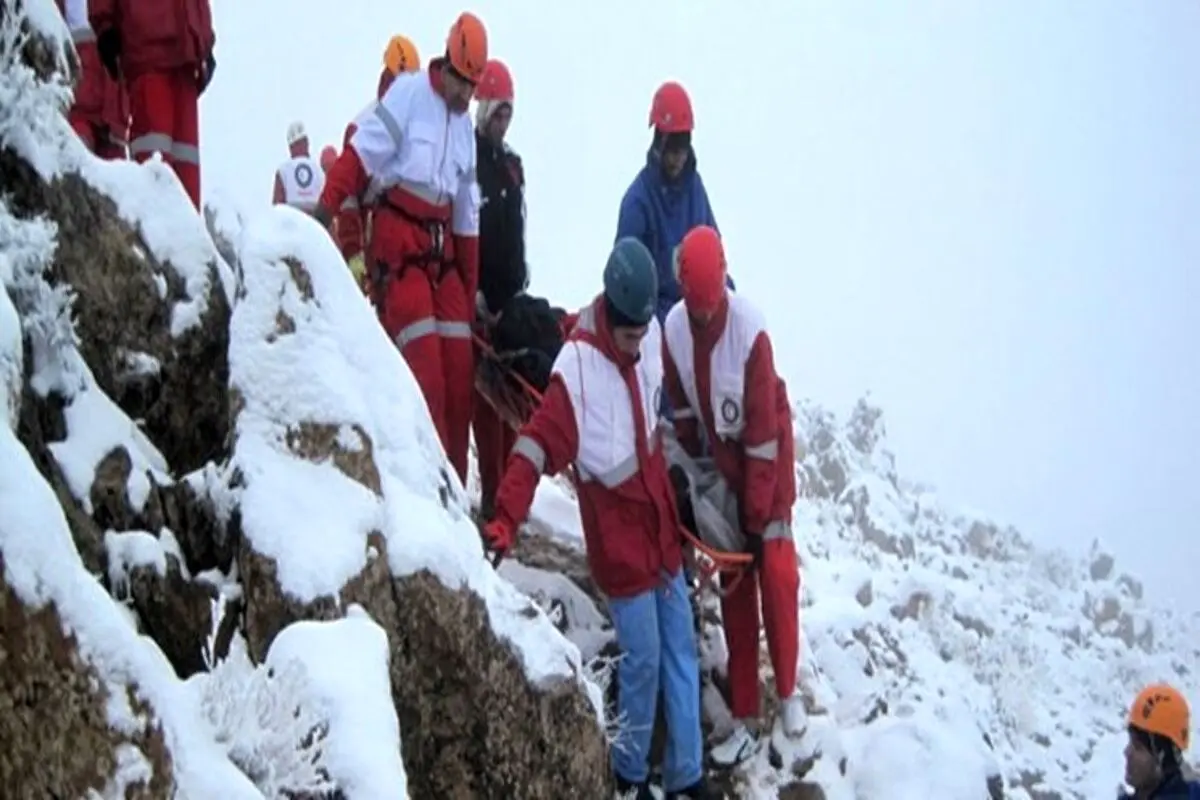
[607,569,703,791]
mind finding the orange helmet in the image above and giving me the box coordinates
[1129,684,1191,752]
[446,11,488,83]
[383,34,420,76]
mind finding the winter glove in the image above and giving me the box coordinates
[311,203,333,231]
[482,519,515,557]
[347,254,366,282]
[96,29,121,81]
[743,532,763,570]
[198,52,216,95]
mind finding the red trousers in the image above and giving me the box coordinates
[128,68,201,209]
[372,208,474,483]
[473,377,516,513]
[722,534,801,719]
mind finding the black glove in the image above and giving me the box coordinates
[311,203,333,230]
[198,52,216,94]
[743,532,763,569]
[96,29,121,81]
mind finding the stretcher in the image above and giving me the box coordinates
[472,332,753,595]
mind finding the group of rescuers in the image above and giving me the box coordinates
[275,14,801,797]
[56,3,1199,798]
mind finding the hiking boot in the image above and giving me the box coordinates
[780,693,808,739]
[614,773,654,800]
[666,777,723,799]
[709,722,758,768]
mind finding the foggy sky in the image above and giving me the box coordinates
[203,0,1200,609]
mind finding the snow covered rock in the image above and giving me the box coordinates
[224,206,610,797]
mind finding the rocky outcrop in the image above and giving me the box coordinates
[0,555,173,799]
[1,4,607,796]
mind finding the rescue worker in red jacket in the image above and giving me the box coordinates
[90,0,216,210]
[314,13,485,485]
[483,238,716,800]
[472,58,526,518]
[57,0,129,159]
[335,34,422,295]
[272,122,324,213]
[662,224,805,766]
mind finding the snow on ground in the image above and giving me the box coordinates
[510,396,1199,799]
[227,204,605,715]
[265,608,408,799]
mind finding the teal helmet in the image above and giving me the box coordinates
[603,237,658,326]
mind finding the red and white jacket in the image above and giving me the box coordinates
[493,297,685,599]
[662,293,796,538]
[272,154,324,212]
[319,61,480,297]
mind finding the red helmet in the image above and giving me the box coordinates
[476,59,514,103]
[676,225,726,315]
[319,145,337,172]
[649,81,693,133]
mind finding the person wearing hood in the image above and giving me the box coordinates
[314,13,485,485]
[1120,684,1199,799]
[334,34,422,294]
[482,239,717,800]
[615,81,732,325]
[471,58,527,518]
[272,121,324,213]
[662,225,805,767]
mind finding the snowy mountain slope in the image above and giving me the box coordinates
[1,2,610,797]
[501,398,1199,799]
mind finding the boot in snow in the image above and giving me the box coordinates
[709,722,758,768]
[614,773,654,800]
[780,693,808,739]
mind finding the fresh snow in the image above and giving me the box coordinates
[512,398,1199,798]
[0,336,262,799]
[264,608,409,799]
[227,204,605,711]
[46,372,169,513]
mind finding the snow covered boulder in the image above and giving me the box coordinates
[225,206,610,797]
[0,25,234,479]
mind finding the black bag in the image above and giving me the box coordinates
[490,294,566,392]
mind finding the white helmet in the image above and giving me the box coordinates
[286,121,307,146]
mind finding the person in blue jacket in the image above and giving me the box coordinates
[615,80,733,324]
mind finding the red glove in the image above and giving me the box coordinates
[483,519,515,556]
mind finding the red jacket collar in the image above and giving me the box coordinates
[576,296,639,369]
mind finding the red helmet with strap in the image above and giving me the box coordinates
[649,81,694,133]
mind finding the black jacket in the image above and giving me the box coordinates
[476,131,527,314]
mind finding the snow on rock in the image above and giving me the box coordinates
[1,6,234,476]
[509,396,1199,799]
[0,234,260,795]
[265,608,409,799]
[225,204,610,796]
